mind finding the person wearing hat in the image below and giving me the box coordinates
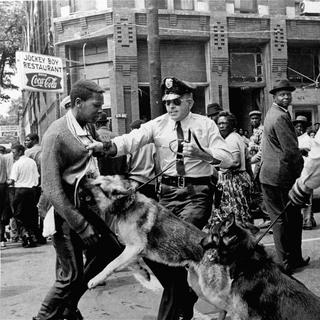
[206,102,223,123]
[248,110,263,165]
[293,115,312,157]
[95,111,116,141]
[88,76,233,320]
[260,79,308,274]
[292,115,316,230]
[247,110,271,229]
[314,122,320,133]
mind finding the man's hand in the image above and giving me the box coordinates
[86,141,104,153]
[288,181,311,207]
[182,141,213,162]
[86,141,117,157]
[78,223,100,248]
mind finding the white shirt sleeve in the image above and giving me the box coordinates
[298,130,320,191]
[113,120,154,156]
[10,162,19,182]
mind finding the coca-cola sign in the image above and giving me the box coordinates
[16,51,64,93]
[26,73,62,90]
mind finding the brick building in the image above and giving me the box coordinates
[24,0,320,136]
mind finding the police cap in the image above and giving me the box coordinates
[161,77,195,101]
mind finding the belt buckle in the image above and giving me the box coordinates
[177,176,185,188]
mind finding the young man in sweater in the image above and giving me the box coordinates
[34,80,123,320]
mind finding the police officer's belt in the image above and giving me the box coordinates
[162,175,211,188]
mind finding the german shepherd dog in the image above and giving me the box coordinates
[81,175,231,318]
[201,214,320,320]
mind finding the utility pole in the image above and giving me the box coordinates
[146,0,162,119]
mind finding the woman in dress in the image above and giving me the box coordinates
[207,111,257,232]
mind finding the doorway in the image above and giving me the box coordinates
[229,87,264,132]
[292,106,317,129]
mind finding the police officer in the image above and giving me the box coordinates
[88,77,233,320]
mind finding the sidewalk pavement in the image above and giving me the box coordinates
[1,213,320,320]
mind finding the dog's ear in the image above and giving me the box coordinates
[226,213,236,228]
[222,234,238,247]
[77,176,96,204]
[200,234,219,250]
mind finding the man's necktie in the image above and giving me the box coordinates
[176,121,186,176]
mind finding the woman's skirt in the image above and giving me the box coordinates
[206,170,253,232]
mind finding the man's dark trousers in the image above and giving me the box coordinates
[261,183,303,269]
[13,187,39,239]
[146,182,213,320]
[37,213,123,320]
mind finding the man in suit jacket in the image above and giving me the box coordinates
[260,79,309,274]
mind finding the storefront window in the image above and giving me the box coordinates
[234,0,258,13]
[174,0,194,10]
[288,50,318,85]
[229,52,263,83]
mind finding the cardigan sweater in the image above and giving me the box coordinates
[41,115,100,234]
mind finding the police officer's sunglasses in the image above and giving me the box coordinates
[164,98,191,106]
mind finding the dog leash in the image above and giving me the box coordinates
[134,159,177,193]
[135,129,212,193]
[254,201,291,246]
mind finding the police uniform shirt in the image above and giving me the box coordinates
[113,112,232,177]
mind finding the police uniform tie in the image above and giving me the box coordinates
[176,121,186,176]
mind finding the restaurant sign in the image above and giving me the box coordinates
[16,51,64,93]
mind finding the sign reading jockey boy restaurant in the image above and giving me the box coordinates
[16,51,64,93]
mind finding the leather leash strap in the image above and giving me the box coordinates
[254,202,291,246]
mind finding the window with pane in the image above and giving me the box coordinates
[70,0,96,13]
[288,49,318,85]
[229,50,264,83]
[143,0,167,9]
[174,0,194,10]
[234,0,258,13]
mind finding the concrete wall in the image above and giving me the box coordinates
[137,40,207,83]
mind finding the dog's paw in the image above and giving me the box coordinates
[88,276,107,289]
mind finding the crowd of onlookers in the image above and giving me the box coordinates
[1,104,318,249]
[0,134,46,248]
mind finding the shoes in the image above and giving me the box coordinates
[36,236,47,245]
[284,257,310,274]
[0,241,6,248]
[258,220,271,229]
[303,217,317,230]
[11,236,20,243]
[292,256,310,270]
[22,237,37,248]
[62,308,84,320]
